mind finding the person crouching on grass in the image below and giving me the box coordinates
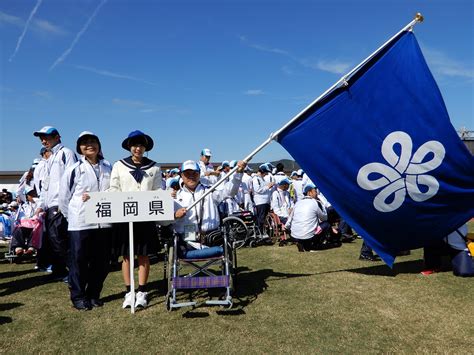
[59,131,113,311]
[285,183,329,252]
[108,130,162,310]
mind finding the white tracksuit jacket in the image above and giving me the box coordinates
[59,157,112,231]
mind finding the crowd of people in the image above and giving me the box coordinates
[0,125,471,311]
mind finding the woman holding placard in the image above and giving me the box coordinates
[108,130,162,310]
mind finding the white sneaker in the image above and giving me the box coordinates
[135,291,148,308]
[122,292,133,309]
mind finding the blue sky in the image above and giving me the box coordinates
[1,0,472,171]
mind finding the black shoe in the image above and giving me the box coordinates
[90,299,104,308]
[73,300,92,311]
[296,242,305,252]
[359,254,380,261]
[341,234,356,243]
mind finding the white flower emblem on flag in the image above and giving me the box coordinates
[357,131,445,212]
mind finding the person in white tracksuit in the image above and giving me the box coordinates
[59,131,112,311]
[285,183,328,252]
[252,164,275,236]
[270,178,293,224]
[198,148,220,186]
[173,160,246,258]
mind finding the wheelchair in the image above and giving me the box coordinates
[164,224,238,310]
[4,224,38,264]
[218,200,269,248]
[266,212,290,246]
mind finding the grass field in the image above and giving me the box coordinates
[0,236,472,354]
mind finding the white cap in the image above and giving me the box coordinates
[24,185,35,195]
[181,160,200,172]
[201,148,212,157]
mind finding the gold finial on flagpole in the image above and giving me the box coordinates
[415,13,424,23]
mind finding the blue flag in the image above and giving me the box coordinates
[277,31,474,266]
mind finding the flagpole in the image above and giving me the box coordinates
[186,13,423,211]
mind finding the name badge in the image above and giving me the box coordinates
[184,224,197,241]
[42,177,50,191]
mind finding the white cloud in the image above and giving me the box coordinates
[244,89,265,96]
[314,60,352,74]
[50,0,108,71]
[0,11,24,27]
[34,19,67,36]
[423,46,473,80]
[239,35,292,57]
[73,65,158,86]
[0,10,66,35]
[112,98,189,115]
[240,35,351,75]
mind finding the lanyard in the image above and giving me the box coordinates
[277,190,288,207]
[190,188,205,234]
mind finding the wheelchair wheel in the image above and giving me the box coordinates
[222,216,248,250]
[264,214,277,242]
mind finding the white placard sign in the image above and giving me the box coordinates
[85,190,174,224]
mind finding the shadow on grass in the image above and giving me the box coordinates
[0,302,23,311]
[0,273,65,297]
[232,267,312,310]
[0,302,23,325]
[345,259,425,276]
[0,316,13,325]
[0,268,37,279]
[147,267,312,316]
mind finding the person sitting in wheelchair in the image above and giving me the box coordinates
[173,159,247,259]
[10,187,39,256]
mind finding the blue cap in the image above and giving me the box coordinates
[33,126,59,137]
[303,183,316,195]
[259,164,271,173]
[121,130,154,151]
[278,178,291,186]
[167,176,180,189]
[221,160,230,168]
[169,168,180,175]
